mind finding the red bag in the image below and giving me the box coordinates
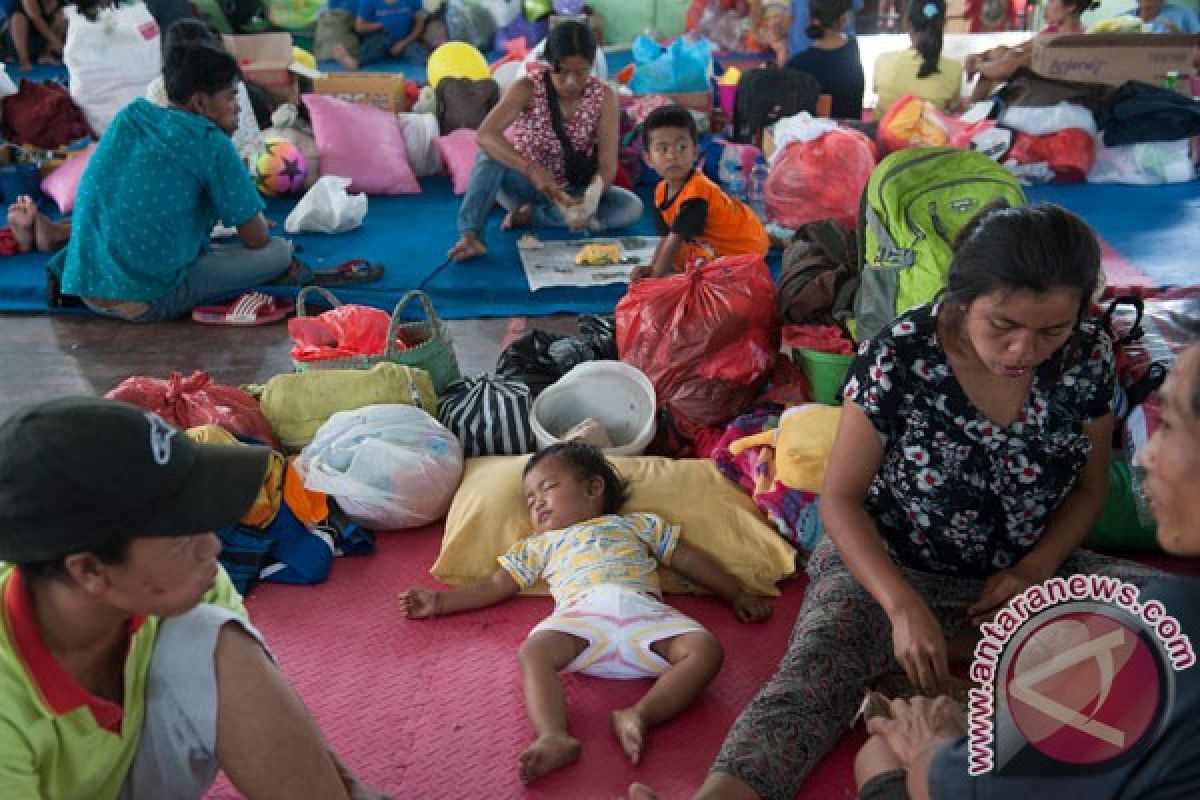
[288,304,395,363]
[1006,129,1095,183]
[616,255,780,435]
[106,371,280,449]
[765,128,876,230]
[0,80,92,148]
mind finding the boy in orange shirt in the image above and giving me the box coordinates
[634,105,769,280]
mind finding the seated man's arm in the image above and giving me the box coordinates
[236,213,271,250]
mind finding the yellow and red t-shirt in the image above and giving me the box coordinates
[0,563,245,800]
[654,169,769,259]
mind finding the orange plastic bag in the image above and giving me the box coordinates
[616,254,780,435]
[106,371,280,450]
[1006,129,1095,183]
[764,127,876,230]
[877,94,994,155]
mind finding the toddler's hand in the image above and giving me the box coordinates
[731,591,772,623]
[400,588,439,619]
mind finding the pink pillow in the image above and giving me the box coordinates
[301,94,420,195]
[435,129,479,195]
[40,144,96,213]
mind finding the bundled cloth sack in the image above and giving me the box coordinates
[764,121,875,230]
[616,254,779,436]
[257,361,438,452]
[64,2,161,136]
[106,370,279,449]
[295,404,464,530]
[439,374,536,456]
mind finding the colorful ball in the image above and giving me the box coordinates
[255,137,308,197]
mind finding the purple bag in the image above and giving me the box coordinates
[495,16,548,53]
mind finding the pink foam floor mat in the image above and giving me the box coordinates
[205,524,862,800]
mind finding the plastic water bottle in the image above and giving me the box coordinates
[748,155,768,220]
[726,163,746,205]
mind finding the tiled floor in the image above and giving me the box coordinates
[0,312,582,420]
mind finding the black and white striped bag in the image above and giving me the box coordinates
[438,374,535,457]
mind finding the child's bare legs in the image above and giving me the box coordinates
[34,212,70,252]
[7,195,36,252]
[611,631,724,765]
[517,630,588,783]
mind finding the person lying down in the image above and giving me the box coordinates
[401,442,773,783]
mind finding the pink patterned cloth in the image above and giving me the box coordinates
[505,63,605,190]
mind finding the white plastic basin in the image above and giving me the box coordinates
[530,361,657,456]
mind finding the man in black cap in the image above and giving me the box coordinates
[0,397,386,799]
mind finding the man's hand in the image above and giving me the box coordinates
[399,589,439,619]
[731,591,773,623]
[865,695,966,768]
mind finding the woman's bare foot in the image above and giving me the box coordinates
[611,708,648,765]
[331,42,359,71]
[7,195,35,253]
[628,784,659,800]
[34,212,69,252]
[517,732,580,784]
[447,232,487,262]
[501,204,533,230]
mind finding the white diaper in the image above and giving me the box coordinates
[531,584,707,680]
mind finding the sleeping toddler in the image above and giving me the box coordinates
[401,442,772,784]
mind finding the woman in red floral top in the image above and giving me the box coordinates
[448,20,643,262]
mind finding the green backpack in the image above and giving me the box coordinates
[853,147,1026,342]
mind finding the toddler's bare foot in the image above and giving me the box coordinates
[447,232,486,262]
[7,195,35,253]
[501,204,533,230]
[332,42,359,71]
[34,212,68,252]
[611,707,648,765]
[517,732,580,784]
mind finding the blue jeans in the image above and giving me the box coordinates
[356,30,429,67]
[456,150,644,242]
[85,237,294,323]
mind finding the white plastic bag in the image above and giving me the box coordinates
[767,112,839,167]
[397,112,442,176]
[65,3,162,135]
[1088,139,1195,186]
[285,175,368,234]
[999,101,1098,137]
[295,404,464,530]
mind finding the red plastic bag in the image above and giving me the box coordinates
[877,94,995,155]
[616,254,780,435]
[1006,129,1095,183]
[764,127,875,230]
[106,371,279,449]
[288,304,396,363]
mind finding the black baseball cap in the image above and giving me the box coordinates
[0,397,270,563]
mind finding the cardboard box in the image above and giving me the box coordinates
[314,73,408,113]
[224,33,298,103]
[1032,34,1197,88]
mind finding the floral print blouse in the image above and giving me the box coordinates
[842,303,1114,578]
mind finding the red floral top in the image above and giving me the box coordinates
[505,63,605,190]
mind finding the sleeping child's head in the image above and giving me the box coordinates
[522,442,630,533]
[642,105,699,190]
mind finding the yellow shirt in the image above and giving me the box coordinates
[873,49,964,120]
[498,513,680,604]
[0,564,245,800]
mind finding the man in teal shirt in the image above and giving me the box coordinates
[57,41,294,322]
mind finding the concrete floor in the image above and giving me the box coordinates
[0,312,582,421]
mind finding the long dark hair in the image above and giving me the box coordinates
[524,442,629,515]
[942,203,1102,366]
[543,19,597,70]
[906,0,946,79]
[805,0,852,40]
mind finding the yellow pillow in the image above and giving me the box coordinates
[432,456,797,596]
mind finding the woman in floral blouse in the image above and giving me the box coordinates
[660,204,1162,800]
